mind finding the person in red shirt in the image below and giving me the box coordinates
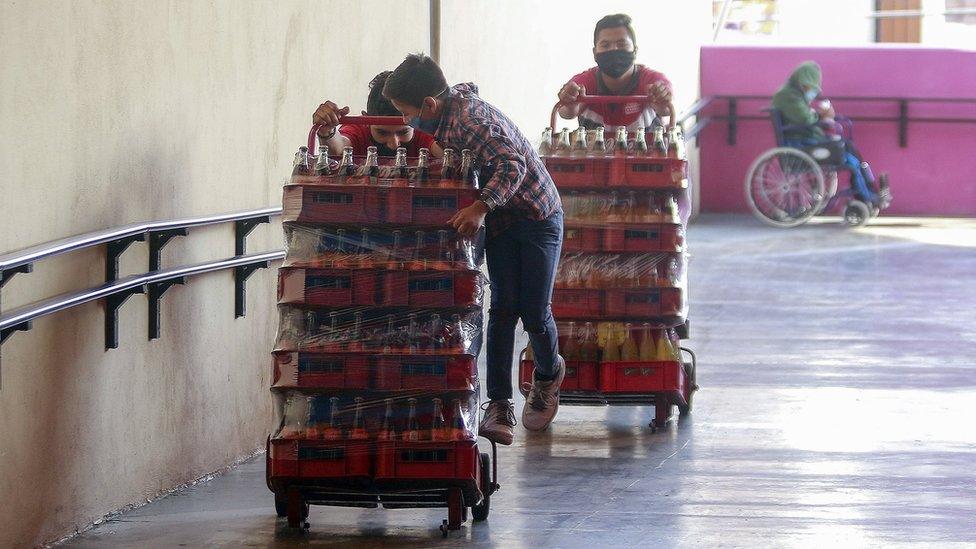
[557,14,674,132]
[312,71,441,156]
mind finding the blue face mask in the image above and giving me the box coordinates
[408,97,442,134]
[803,89,819,102]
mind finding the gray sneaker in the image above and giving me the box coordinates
[521,355,566,431]
[479,399,516,445]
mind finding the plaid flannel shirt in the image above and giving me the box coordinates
[433,83,561,237]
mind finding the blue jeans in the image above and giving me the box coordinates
[484,210,563,401]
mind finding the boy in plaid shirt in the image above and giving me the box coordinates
[384,54,564,444]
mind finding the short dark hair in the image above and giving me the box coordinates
[594,13,637,46]
[366,71,399,116]
[383,53,449,108]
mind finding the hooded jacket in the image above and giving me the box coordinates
[771,61,824,141]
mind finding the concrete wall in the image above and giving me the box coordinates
[697,45,976,215]
[0,1,428,547]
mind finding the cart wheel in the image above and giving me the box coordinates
[870,205,881,218]
[275,494,287,518]
[843,200,871,227]
[472,453,491,521]
[285,488,309,529]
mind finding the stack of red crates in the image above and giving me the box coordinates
[267,149,487,524]
[520,125,695,427]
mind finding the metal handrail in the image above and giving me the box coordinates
[0,206,282,274]
[0,250,284,338]
[0,206,285,349]
[678,94,976,147]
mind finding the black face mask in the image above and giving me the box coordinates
[595,49,636,79]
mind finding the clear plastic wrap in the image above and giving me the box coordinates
[270,146,486,489]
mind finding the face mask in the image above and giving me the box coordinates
[595,49,636,79]
[804,89,818,102]
[408,100,440,133]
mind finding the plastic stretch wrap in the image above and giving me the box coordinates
[519,124,692,397]
[270,145,486,488]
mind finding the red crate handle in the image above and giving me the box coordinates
[549,92,676,133]
[308,115,407,152]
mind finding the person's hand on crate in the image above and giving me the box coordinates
[312,101,350,139]
[448,201,488,237]
[557,82,586,120]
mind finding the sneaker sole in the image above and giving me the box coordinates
[478,428,514,446]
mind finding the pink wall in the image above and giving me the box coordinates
[698,45,976,216]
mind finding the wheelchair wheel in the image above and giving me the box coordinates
[843,200,871,227]
[745,148,826,228]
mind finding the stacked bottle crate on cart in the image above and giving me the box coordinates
[267,132,493,532]
[520,109,698,430]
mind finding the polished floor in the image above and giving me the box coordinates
[63,215,976,548]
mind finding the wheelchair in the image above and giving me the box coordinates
[744,109,890,228]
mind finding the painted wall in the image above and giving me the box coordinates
[0,2,428,547]
[697,45,976,215]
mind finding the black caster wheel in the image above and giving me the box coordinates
[275,495,287,518]
[843,200,871,227]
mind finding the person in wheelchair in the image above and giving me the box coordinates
[771,61,891,210]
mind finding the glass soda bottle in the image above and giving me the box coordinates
[431,398,449,441]
[450,398,471,440]
[634,127,648,154]
[377,398,397,441]
[621,323,639,361]
[357,228,373,268]
[315,145,332,176]
[348,397,369,440]
[592,126,606,155]
[460,149,478,189]
[338,146,356,177]
[362,145,380,177]
[562,321,580,361]
[404,397,421,442]
[440,148,457,181]
[615,126,629,155]
[292,146,310,176]
[555,128,572,155]
[639,322,655,361]
[387,230,403,270]
[573,127,588,155]
[416,148,431,185]
[653,126,667,155]
[538,127,554,156]
[579,322,599,361]
[322,396,343,441]
[410,230,427,270]
[434,229,452,270]
[603,324,621,362]
[394,147,409,182]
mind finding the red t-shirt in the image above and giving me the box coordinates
[338,124,436,156]
[569,65,673,131]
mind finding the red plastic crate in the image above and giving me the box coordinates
[282,184,384,224]
[268,438,372,480]
[599,360,685,394]
[562,225,604,253]
[277,268,379,307]
[602,223,685,253]
[619,157,687,188]
[519,359,599,392]
[386,188,478,226]
[374,354,477,391]
[374,440,479,482]
[545,157,610,189]
[603,288,683,318]
[551,288,603,317]
[380,270,481,308]
[272,352,371,390]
